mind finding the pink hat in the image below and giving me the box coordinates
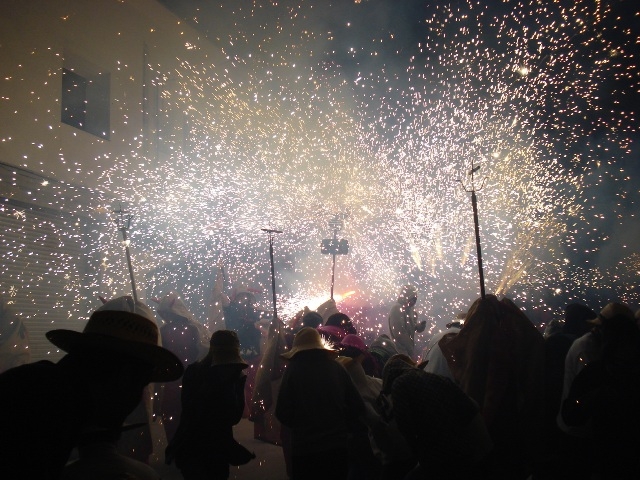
[339,334,367,354]
[317,324,347,343]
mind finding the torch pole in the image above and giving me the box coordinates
[471,190,486,299]
[262,229,282,323]
[120,228,138,303]
[330,227,337,300]
[460,162,486,300]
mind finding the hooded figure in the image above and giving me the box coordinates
[167,330,255,480]
[381,355,493,479]
[0,296,183,479]
[223,291,262,357]
[387,285,426,358]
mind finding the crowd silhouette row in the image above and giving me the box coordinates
[1,281,639,480]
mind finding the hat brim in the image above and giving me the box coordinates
[46,329,184,382]
[211,353,249,369]
[280,345,337,360]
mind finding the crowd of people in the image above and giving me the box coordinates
[1,283,639,480]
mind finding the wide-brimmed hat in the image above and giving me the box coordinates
[588,302,634,326]
[46,296,184,382]
[209,330,249,369]
[281,326,336,359]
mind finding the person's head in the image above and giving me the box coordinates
[589,302,634,331]
[317,324,347,345]
[398,285,418,307]
[563,303,596,337]
[280,326,336,360]
[208,329,249,369]
[381,354,417,394]
[46,296,184,428]
[233,292,256,309]
[338,334,368,360]
[325,312,357,334]
[588,302,635,343]
[544,318,564,339]
[300,311,323,329]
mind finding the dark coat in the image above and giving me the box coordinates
[168,360,250,479]
[0,358,91,479]
[275,349,366,456]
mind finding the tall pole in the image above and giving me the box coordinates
[471,190,486,299]
[327,214,344,300]
[330,228,337,300]
[460,163,486,300]
[262,228,282,323]
[121,229,139,303]
[114,204,138,303]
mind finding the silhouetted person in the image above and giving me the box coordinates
[276,327,366,480]
[166,330,255,480]
[382,355,493,479]
[224,291,262,357]
[0,296,183,479]
[561,302,639,479]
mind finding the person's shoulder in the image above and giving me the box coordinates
[0,360,57,383]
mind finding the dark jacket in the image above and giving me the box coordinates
[168,360,249,478]
[0,358,91,479]
[275,349,366,456]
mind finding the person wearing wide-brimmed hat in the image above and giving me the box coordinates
[275,327,366,480]
[166,329,255,479]
[0,295,184,479]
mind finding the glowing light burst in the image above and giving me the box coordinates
[91,0,639,328]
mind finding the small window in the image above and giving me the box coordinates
[61,59,110,140]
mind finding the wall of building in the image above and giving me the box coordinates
[0,0,230,361]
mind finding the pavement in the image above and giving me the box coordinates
[149,418,288,480]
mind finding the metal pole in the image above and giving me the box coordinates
[120,229,138,303]
[330,226,338,300]
[262,229,282,323]
[471,190,486,299]
[268,234,277,321]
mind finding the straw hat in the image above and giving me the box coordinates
[46,296,184,382]
[209,330,249,369]
[281,326,336,359]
